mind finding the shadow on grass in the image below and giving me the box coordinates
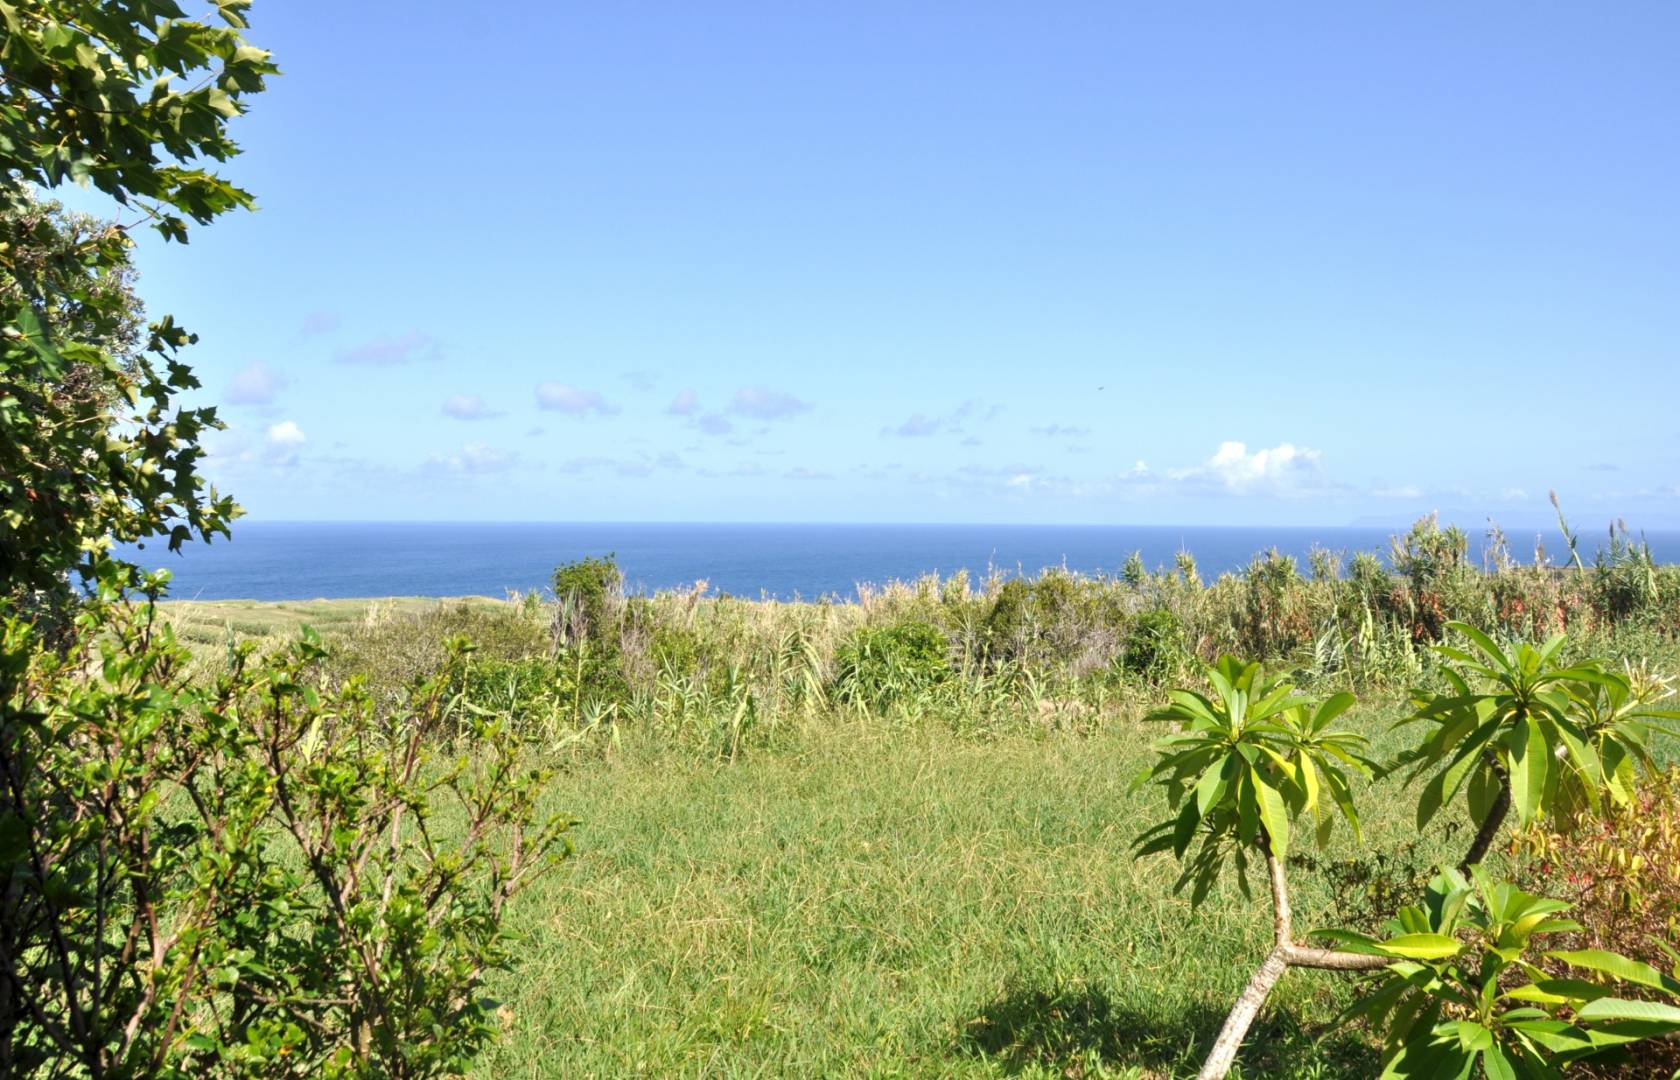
[957,980,1378,1078]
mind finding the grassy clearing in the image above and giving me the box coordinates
[158,596,506,645]
[153,526,1680,1077]
[477,707,1459,1079]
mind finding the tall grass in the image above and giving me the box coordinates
[170,514,1668,760]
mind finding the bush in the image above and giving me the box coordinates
[327,601,548,715]
[0,568,573,1077]
[551,556,624,651]
[832,621,951,712]
[1521,764,1680,969]
[981,571,1125,673]
[1114,607,1182,683]
[1516,771,1680,1077]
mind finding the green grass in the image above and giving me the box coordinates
[477,707,1458,1079]
[154,589,1674,1077]
[158,596,506,645]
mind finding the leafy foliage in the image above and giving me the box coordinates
[1323,867,1675,1079]
[1398,625,1629,848]
[832,621,950,712]
[1132,656,1372,903]
[1114,607,1182,683]
[549,555,623,650]
[1,1,276,602]
[0,566,573,1077]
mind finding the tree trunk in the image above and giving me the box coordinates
[1195,842,1391,1080]
[1197,946,1289,1080]
[1458,774,1511,874]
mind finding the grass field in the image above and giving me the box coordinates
[155,584,1672,1078]
[473,706,1458,1079]
[158,596,507,645]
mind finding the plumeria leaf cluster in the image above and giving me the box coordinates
[1132,656,1374,904]
[1398,623,1680,868]
[1133,633,1680,1079]
[1321,866,1680,1078]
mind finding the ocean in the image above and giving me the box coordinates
[114,521,1680,603]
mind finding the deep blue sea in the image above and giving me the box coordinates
[117,522,1680,603]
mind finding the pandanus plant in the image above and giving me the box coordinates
[1131,656,1389,1080]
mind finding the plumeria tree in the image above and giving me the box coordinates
[1132,656,1390,1079]
[1135,641,1680,1078]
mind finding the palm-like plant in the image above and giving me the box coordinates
[1397,624,1623,871]
[1132,656,1384,1079]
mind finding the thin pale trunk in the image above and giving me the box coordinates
[1198,946,1289,1080]
[1197,842,1391,1080]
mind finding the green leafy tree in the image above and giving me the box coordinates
[1,568,573,1076]
[2,6,575,1077]
[1131,656,1388,1079]
[1,0,276,603]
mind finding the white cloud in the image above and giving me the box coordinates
[226,360,285,406]
[554,453,685,478]
[205,427,254,463]
[882,413,940,437]
[299,310,341,337]
[729,386,809,421]
[442,393,501,420]
[429,442,513,475]
[1166,441,1324,492]
[668,389,699,416]
[696,412,733,436]
[264,420,306,466]
[535,381,618,415]
[336,332,433,365]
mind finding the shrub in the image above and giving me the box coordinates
[1524,767,1680,959]
[551,556,624,651]
[1519,764,1680,1080]
[648,623,707,679]
[327,601,547,715]
[832,621,950,712]
[1238,549,1314,660]
[1114,607,1182,683]
[981,571,1125,673]
[1387,513,1474,640]
[0,567,573,1077]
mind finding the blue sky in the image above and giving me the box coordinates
[61,3,1680,526]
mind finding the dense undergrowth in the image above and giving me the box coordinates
[213,515,1680,762]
